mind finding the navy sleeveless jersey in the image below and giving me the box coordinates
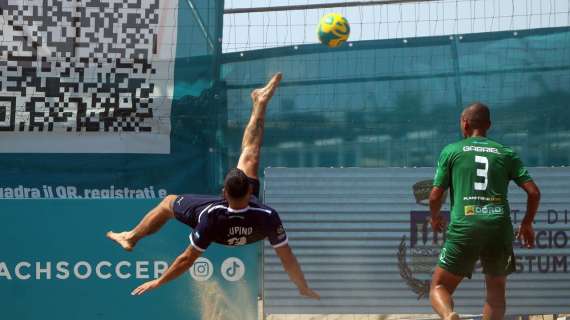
[172,194,288,252]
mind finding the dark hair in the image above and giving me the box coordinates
[223,168,250,199]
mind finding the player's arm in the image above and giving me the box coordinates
[274,244,320,300]
[131,244,202,295]
[509,150,540,248]
[517,181,541,248]
[429,186,447,232]
[430,145,452,232]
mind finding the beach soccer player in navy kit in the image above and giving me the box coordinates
[107,73,320,299]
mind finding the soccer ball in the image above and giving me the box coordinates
[317,13,350,48]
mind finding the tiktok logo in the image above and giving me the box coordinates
[221,257,245,282]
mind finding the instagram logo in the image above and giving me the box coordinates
[189,257,213,281]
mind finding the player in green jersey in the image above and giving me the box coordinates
[428,102,541,320]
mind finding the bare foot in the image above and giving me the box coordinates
[446,312,460,320]
[106,231,136,251]
[251,72,282,106]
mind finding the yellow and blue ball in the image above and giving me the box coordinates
[317,13,350,48]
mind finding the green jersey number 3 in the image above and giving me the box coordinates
[474,155,489,191]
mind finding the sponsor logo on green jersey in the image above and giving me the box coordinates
[464,205,504,216]
[463,196,503,202]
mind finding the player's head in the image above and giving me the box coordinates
[460,102,491,138]
[223,168,252,202]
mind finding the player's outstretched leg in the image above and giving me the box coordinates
[430,266,463,320]
[106,195,177,251]
[237,72,282,179]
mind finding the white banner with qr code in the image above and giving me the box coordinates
[0,0,177,153]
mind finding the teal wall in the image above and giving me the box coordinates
[220,27,570,180]
[0,199,260,320]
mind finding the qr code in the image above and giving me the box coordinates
[0,0,163,132]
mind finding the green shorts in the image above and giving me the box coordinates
[437,239,516,279]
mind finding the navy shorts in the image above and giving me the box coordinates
[172,177,260,227]
[249,177,260,198]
